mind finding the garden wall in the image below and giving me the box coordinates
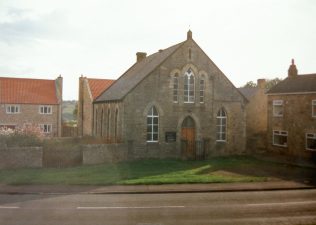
[0,147,43,169]
[82,143,128,165]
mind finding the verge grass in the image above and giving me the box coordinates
[0,156,313,185]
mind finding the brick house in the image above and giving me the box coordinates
[0,76,63,137]
[92,31,247,159]
[77,76,114,136]
[266,60,316,159]
[239,79,268,153]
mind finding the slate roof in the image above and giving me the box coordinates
[87,78,115,100]
[0,77,59,104]
[95,42,185,102]
[266,74,316,94]
[238,87,258,101]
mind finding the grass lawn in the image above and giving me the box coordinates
[0,156,313,185]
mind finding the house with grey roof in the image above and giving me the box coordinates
[266,59,316,159]
[92,31,247,159]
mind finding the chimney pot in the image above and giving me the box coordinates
[257,79,266,89]
[136,52,147,62]
[288,58,298,78]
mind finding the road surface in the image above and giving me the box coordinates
[0,189,316,225]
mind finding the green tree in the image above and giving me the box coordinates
[241,78,282,89]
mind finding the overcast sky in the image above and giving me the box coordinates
[1,0,315,100]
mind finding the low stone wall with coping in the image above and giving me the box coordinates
[0,147,43,169]
[82,143,128,165]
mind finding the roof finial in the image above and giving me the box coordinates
[291,58,295,65]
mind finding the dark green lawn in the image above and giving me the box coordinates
[0,156,313,185]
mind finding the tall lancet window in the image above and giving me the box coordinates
[173,73,179,103]
[184,68,195,103]
[147,106,159,142]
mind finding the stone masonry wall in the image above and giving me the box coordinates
[121,39,246,158]
[267,94,316,159]
[0,147,43,169]
[0,104,60,137]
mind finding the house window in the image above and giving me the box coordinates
[6,105,20,114]
[273,130,288,147]
[184,68,195,103]
[147,106,159,142]
[216,108,227,142]
[39,105,52,114]
[40,124,52,133]
[312,100,316,117]
[0,125,16,130]
[173,74,179,103]
[273,100,283,117]
[306,133,316,151]
[199,78,205,103]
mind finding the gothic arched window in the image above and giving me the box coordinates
[173,73,179,103]
[147,106,159,142]
[216,108,227,142]
[184,68,195,103]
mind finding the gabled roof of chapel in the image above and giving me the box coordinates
[87,78,115,100]
[95,42,185,102]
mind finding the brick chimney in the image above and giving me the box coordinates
[257,79,266,89]
[136,52,147,62]
[288,59,298,78]
[55,75,63,137]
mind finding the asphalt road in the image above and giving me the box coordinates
[0,189,316,225]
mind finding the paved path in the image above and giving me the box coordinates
[0,189,316,225]
[0,181,315,194]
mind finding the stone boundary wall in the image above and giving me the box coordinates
[82,144,128,165]
[0,147,43,169]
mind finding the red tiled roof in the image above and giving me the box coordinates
[0,77,59,104]
[87,78,115,100]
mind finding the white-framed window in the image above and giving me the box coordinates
[273,100,283,117]
[6,105,20,114]
[173,73,179,103]
[273,130,288,147]
[147,106,159,142]
[199,77,205,103]
[39,105,52,114]
[184,68,195,103]
[39,124,52,133]
[312,100,316,118]
[306,133,316,151]
[216,108,227,142]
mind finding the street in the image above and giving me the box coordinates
[0,189,316,225]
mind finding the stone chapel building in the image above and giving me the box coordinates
[92,31,247,159]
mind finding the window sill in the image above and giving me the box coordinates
[272,144,287,148]
[306,148,316,151]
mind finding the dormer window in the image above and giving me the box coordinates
[184,69,195,103]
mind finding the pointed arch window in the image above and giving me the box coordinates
[100,109,104,137]
[114,108,118,142]
[216,108,227,142]
[147,106,159,142]
[173,73,179,103]
[199,76,205,103]
[107,108,111,141]
[184,68,195,103]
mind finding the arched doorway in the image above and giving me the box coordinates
[181,116,195,159]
